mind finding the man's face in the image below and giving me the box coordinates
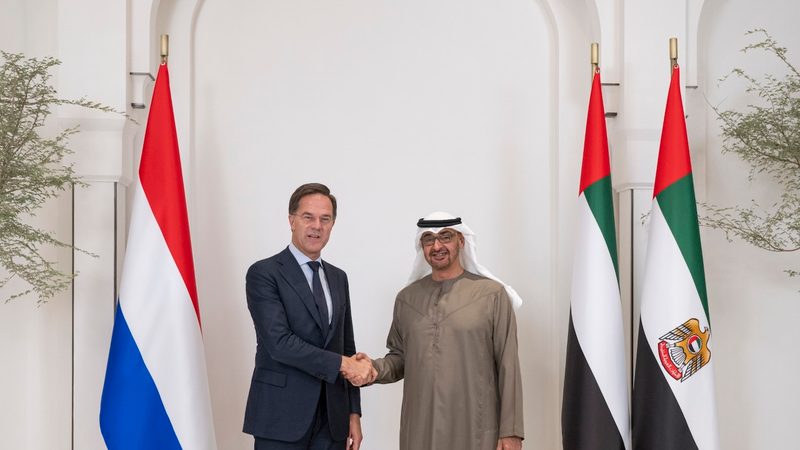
[289,193,335,259]
[421,228,463,272]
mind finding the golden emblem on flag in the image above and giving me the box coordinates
[657,318,711,382]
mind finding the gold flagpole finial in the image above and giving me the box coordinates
[591,42,599,75]
[669,37,678,71]
[161,34,169,64]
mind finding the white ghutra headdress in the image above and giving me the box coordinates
[407,211,523,309]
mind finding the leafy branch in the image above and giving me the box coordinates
[0,51,119,303]
[701,29,800,277]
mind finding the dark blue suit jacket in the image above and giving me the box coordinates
[243,247,361,442]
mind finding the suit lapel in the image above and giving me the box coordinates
[276,248,325,333]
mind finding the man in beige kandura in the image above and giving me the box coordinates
[348,212,524,450]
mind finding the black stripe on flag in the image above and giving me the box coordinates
[633,323,698,450]
[562,315,625,450]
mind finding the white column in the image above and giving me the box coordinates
[613,1,689,356]
[616,185,653,380]
[56,0,133,448]
[595,0,624,83]
[615,0,687,188]
[72,182,122,449]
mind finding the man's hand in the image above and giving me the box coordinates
[340,355,376,386]
[347,413,363,450]
[496,436,522,450]
[353,352,378,386]
[354,352,378,386]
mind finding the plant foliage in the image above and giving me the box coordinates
[702,29,800,277]
[0,51,116,303]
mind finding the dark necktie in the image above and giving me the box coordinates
[307,261,330,328]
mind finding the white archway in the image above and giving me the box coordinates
[150,1,596,448]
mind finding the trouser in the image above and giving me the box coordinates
[254,386,345,450]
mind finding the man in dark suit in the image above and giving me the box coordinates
[244,183,372,450]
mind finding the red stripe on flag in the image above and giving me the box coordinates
[579,71,611,194]
[138,63,201,325]
[653,65,692,198]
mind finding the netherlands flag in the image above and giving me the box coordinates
[100,62,217,450]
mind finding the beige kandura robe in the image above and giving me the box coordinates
[372,271,524,450]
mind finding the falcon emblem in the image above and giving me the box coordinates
[657,318,711,382]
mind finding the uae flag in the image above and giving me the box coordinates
[632,65,719,450]
[100,63,217,449]
[562,69,630,450]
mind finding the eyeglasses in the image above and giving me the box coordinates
[293,213,334,225]
[420,231,457,247]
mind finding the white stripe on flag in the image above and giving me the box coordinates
[119,182,216,450]
[571,195,630,448]
[640,201,719,450]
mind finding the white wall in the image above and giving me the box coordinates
[695,1,800,447]
[0,2,72,449]
[0,0,129,449]
[1,0,799,449]
[186,1,564,448]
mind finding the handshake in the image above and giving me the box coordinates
[340,352,377,387]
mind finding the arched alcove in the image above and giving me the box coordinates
[154,1,596,448]
[694,1,800,448]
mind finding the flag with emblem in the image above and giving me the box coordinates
[562,68,630,450]
[632,65,719,450]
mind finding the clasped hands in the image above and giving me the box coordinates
[340,352,377,386]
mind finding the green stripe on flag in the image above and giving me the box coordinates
[656,174,710,320]
[583,175,619,280]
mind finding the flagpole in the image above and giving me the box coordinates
[591,42,599,77]
[161,34,169,64]
[669,37,678,72]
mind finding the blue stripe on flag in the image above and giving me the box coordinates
[100,303,182,450]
